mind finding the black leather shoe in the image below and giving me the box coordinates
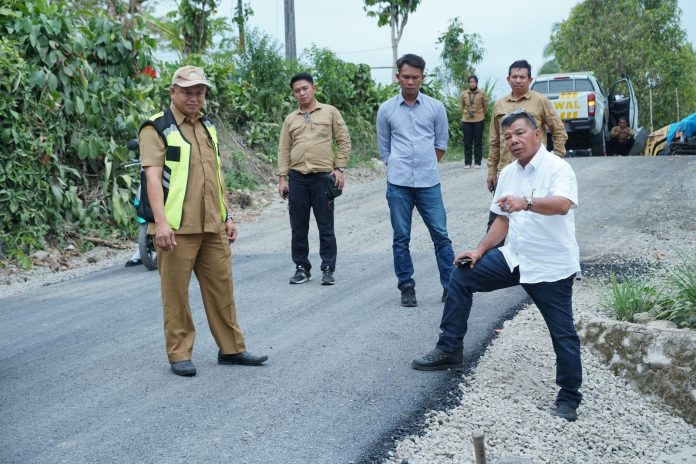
[170,360,196,376]
[411,348,463,370]
[553,404,578,422]
[217,351,268,366]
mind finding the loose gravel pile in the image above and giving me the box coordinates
[384,277,696,464]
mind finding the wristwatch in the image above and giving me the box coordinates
[226,213,234,222]
[336,167,346,173]
[525,196,533,211]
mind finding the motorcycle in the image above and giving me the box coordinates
[125,139,157,271]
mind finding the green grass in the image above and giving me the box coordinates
[601,273,660,322]
[655,253,696,328]
[601,252,696,329]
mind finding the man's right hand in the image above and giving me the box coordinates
[278,177,289,200]
[154,222,177,252]
[487,174,497,193]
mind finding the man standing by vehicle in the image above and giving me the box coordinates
[140,65,267,377]
[460,75,488,169]
[277,73,351,286]
[377,53,455,307]
[413,110,583,422]
[487,60,567,242]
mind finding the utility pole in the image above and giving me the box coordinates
[284,0,296,61]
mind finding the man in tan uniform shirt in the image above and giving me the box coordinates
[277,73,351,286]
[140,66,267,376]
[486,59,567,242]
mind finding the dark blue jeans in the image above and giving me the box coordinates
[437,248,582,408]
[288,170,336,272]
[386,182,454,290]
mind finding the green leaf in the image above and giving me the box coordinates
[46,72,58,92]
[75,95,84,114]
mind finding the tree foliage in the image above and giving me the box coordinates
[434,17,485,96]
[363,0,421,80]
[0,0,160,264]
[547,0,696,129]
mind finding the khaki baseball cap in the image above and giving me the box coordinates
[171,65,211,87]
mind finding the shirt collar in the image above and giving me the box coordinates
[515,144,547,172]
[170,104,202,125]
[505,89,533,103]
[396,91,422,106]
[295,101,324,115]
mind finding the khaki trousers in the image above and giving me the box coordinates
[158,230,246,363]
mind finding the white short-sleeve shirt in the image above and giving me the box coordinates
[491,147,580,283]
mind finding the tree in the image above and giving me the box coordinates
[363,0,420,81]
[233,0,253,53]
[434,17,484,95]
[547,0,696,129]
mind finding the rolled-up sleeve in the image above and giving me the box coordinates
[376,104,391,164]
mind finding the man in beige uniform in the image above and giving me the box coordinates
[277,72,351,286]
[140,66,267,376]
[486,59,567,243]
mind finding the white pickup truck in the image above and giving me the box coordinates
[531,72,645,156]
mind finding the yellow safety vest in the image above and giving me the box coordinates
[137,108,227,229]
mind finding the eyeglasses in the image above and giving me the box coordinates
[304,112,311,123]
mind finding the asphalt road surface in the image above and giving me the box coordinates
[2,156,694,463]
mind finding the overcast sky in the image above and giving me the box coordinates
[160,0,696,99]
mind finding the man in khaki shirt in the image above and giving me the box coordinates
[140,65,267,376]
[277,73,351,286]
[486,59,567,243]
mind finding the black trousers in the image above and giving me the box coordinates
[607,137,635,156]
[288,170,336,272]
[461,120,485,166]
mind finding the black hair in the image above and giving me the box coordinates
[468,74,478,83]
[508,60,532,77]
[396,54,426,73]
[290,73,314,88]
[501,109,538,130]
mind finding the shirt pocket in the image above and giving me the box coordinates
[311,119,332,139]
[289,122,304,141]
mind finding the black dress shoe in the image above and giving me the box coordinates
[171,360,196,376]
[217,351,268,366]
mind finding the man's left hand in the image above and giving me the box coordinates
[225,219,238,243]
[333,169,345,189]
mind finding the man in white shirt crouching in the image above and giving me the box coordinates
[412,109,583,422]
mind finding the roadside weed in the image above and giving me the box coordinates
[656,253,696,328]
[601,273,660,321]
